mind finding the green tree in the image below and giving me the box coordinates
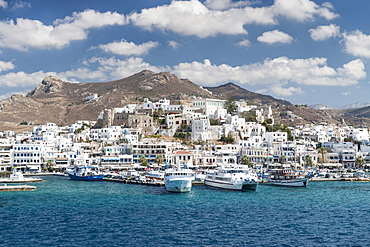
[240,110,257,122]
[305,155,313,168]
[240,155,252,167]
[155,155,163,166]
[356,156,365,168]
[219,134,235,144]
[209,118,220,125]
[317,147,327,168]
[224,98,237,115]
[140,155,149,167]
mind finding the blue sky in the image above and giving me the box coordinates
[0,0,369,106]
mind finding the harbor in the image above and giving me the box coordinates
[1,175,370,246]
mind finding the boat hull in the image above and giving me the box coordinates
[68,174,104,181]
[0,184,36,191]
[165,177,192,193]
[205,179,258,191]
[268,177,309,187]
[0,178,42,183]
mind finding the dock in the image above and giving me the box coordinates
[103,177,164,186]
[0,184,36,191]
[103,177,205,186]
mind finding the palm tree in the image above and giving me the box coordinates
[356,156,365,168]
[317,147,327,169]
[305,155,313,168]
[240,155,252,167]
[140,155,149,167]
[155,155,163,166]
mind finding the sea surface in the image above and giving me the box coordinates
[1,176,370,246]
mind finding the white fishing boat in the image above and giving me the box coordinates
[268,168,309,187]
[0,184,36,191]
[164,166,194,193]
[204,165,258,191]
[0,169,42,183]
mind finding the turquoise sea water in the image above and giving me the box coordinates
[1,176,370,246]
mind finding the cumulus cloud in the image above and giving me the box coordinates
[0,71,50,88]
[0,61,15,72]
[204,0,253,10]
[273,0,339,22]
[128,0,338,38]
[168,40,180,50]
[81,57,169,80]
[94,40,158,56]
[309,24,340,41]
[257,30,293,44]
[172,57,366,88]
[0,55,363,99]
[260,85,304,97]
[0,0,7,8]
[342,30,370,58]
[0,9,126,51]
[235,39,251,47]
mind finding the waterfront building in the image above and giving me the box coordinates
[12,143,43,172]
[0,141,12,171]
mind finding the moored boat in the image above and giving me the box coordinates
[204,165,258,191]
[0,169,42,183]
[164,167,194,193]
[0,184,36,191]
[267,168,309,187]
[145,170,165,180]
[66,165,104,181]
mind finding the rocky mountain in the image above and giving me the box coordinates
[0,70,368,132]
[205,82,292,107]
[0,70,213,131]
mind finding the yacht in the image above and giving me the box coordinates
[204,165,258,191]
[164,166,194,193]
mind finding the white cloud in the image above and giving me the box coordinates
[0,10,126,51]
[80,57,169,80]
[0,60,15,72]
[309,24,340,41]
[342,91,351,96]
[168,41,180,50]
[0,55,363,99]
[266,85,304,97]
[94,40,158,56]
[204,0,253,10]
[0,0,7,8]
[172,57,365,88]
[342,30,370,58]
[128,0,338,38]
[273,0,339,22]
[257,30,293,44]
[235,39,251,47]
[0,71,50,88]
[12,1,31,9]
